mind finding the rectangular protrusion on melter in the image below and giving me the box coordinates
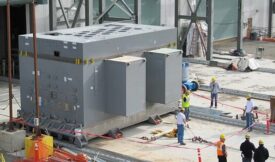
[105,56,146,116]
[144,48,182,104]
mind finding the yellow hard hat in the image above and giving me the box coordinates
[245,134,250,139]
[259,139,264,145]
[211,76,216,82]
[220,134,225,139]
[246,94,252,99]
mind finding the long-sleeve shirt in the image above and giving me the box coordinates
[253,145,269,162]
[210,81,220,94]
[240,140,256,159]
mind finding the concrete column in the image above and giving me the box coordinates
[49,0,57,30]
[85,0,93,26]
[237,0,245,56]
[134,0,141,24]
[268,0,273,37]
[206,0,213,61]
[175,0,179,48]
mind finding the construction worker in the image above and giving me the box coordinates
[182,90,191,121]
[210,76,220,108]
[240,134,255,162]
[176,108,186,145]
[245,95,254,132]
[253,140,269,162]
[217,134,227,162]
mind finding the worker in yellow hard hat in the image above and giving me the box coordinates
[182,90,191,122]
[210,76,220,108]
[240,134,255,162]
[253,140,269,162]
[211,76,216,82]
[176,108,186,145]
[246,94,252,99]
[217,134,227,162]
[244,94,254,132]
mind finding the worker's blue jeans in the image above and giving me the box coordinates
[246,113,253,130]
[211,93,218,107]
[184,107,190,120]
[177,124,184,144]
[242,157,252,162]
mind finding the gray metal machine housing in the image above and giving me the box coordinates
[18,23,181,147]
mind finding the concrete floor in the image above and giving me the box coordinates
[192,90,270,123]
[90,115,275,162]
[189,63,275,96]
[214,39,275,60]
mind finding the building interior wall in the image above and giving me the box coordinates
[0,5,26,78]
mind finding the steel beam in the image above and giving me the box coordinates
[114,1,133,17]
[134,0,141,24]
[206,0,213,61]
[175,0,210,57]
[175,0,179,48]
[120,0,134,15]
[71,0,84,28]
[178,15,206,21]
[30,0,41,137]
[104,16,131,21]
[6,0,15,131]
[0,0,32,6]
[96,0,118,24]
[268,0,273,37]
[85,0,93,26]
[236,0,245,56]
[49,0,57,30]
[98,0,106,24]
[96,0,138,24]
[57,0,70,28]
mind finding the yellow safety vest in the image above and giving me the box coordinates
[182,94,190,108]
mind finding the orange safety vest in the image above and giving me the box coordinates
[217,141,225,156]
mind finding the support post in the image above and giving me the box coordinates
[57,0,70,28]
[71,0,84,28]
[268,0,273,37]
[31,0,41,137]
[6,0,14,131]
[206,0,213,61]
[175,0,179,48]
[49,0,57,30]
[98,0,105,24]
[134,0,141,24]
[85,0,93,26]
[236,0,245,56]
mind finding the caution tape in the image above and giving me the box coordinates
[192,92,268,116]
[0,113,270,162]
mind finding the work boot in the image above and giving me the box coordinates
[180,142,186,145]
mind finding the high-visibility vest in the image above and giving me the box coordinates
[182,94,190,108]
[217,141,225,156]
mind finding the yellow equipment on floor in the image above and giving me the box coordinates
[25,135,53,160]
